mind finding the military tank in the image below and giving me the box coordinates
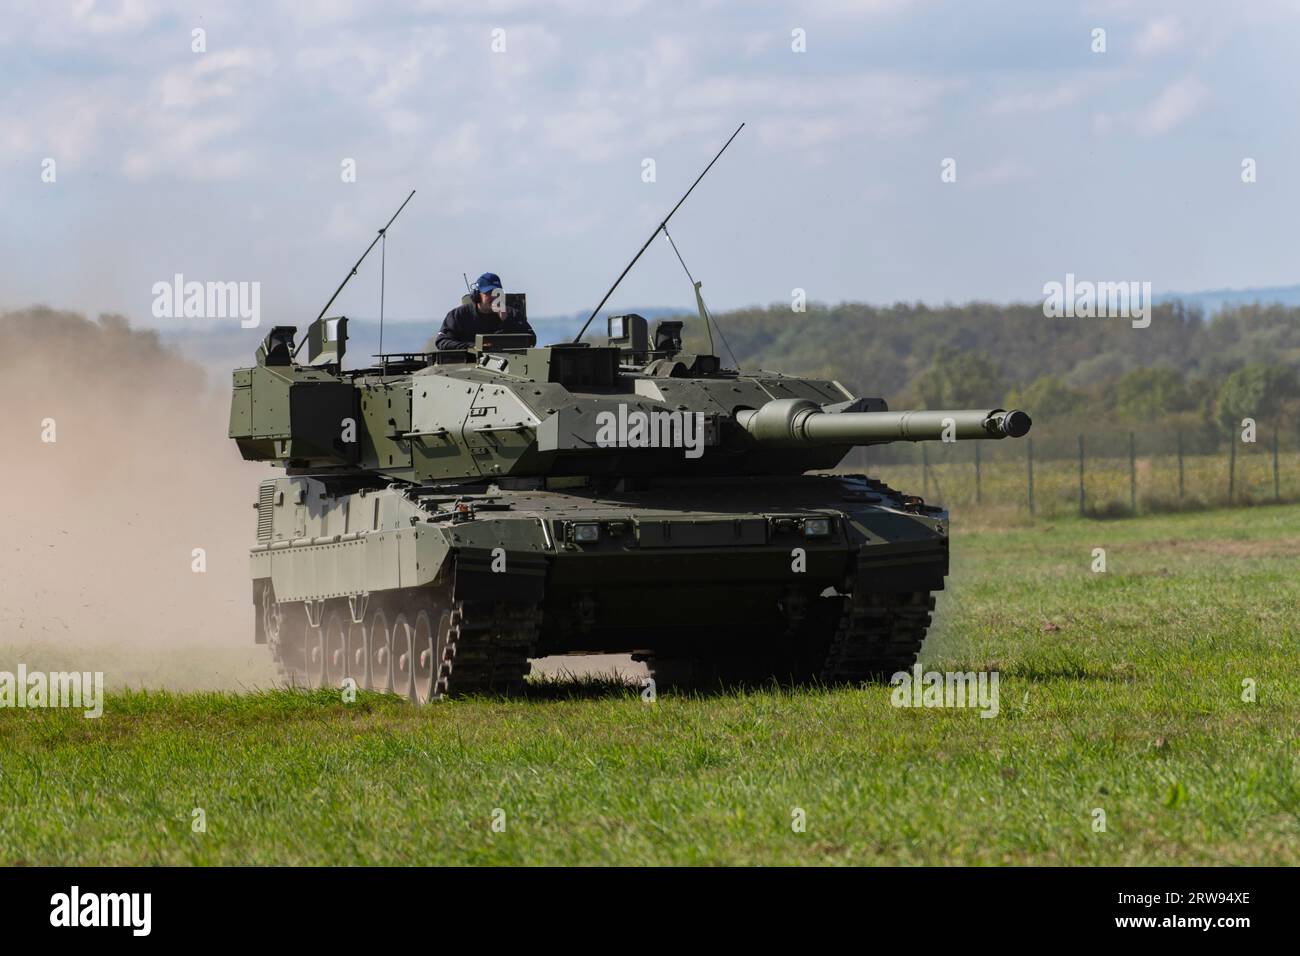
[229,306,1030,700]
[229,131,1029,699]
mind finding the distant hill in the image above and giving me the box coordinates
[8,298,1298,462]
[1155,284,1300,315]
[149,292,1300,398]
[10,291,1294,431]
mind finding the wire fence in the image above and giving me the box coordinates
[841,428,1297,518]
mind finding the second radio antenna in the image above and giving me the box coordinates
[572,123,744,343]
[312,189,416,327]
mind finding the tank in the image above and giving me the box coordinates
[229,310,1030,700]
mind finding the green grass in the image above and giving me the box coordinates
[2,505,1299,865]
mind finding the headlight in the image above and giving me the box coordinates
[572,522,600,543]
[803,517,831,537]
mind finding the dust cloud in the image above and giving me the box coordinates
[0,307,645,690]
[0,307,277,689]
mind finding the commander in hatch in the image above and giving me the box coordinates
[434,272,536,350]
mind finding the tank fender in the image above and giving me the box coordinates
[847,510,949,593]
[443,519,550,603]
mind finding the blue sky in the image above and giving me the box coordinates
[3,0,1300,330]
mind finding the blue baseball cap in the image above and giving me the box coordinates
[471,272,502,293]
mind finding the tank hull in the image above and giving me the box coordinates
[250,473,947,695]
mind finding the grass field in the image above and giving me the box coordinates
[2,505,1298,865]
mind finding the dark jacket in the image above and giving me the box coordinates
[434,302,536,351]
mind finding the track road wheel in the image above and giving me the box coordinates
[346,619,369,690]
[368,608,392,694]
[324,610,348,688]
[412,608,447,705]
[390,612,415,700]
[302,618,326,689]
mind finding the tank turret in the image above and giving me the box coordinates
[230,314,1029,482]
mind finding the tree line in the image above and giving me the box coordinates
[690,300,1299,456]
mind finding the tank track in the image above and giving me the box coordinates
[436,599,541,698]
[646,590,934,690]
[818,590,934,683]
[263,582,542,700]
[260,582,306,685]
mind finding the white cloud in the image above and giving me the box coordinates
[481,23,564,82]
[1135,76,1207,135]
[429,120,484,170]
[641,35,692,93]
[160,49,273,110]
[968,158,1033,188]
[691,72,959,141]
[121,113,254,180]
[414,0,646,14]
[0,0,159,45]
[1134,16,1184,56]
[0,0,1286,321]
[540,108,627,162]
[807,0,925,16]
[69,0,158,35]
[323,202,367,242]
[110,47,276,181]
[988,80,1089,116]
[740,31,775,57]
[0,88,113,168]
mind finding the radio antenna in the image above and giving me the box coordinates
[301,189,416,358]
[573,123,744,343]
[662,225,740,370]
[378,230,387,356]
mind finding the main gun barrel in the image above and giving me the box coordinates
[736,399,1031,446]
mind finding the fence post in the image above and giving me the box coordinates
[1274,428,1281,502]
[975,442,981,505]
[1027,436,1035,516]
[1129,431,1137,513]
[1228,431,1236,504]
[1078,433,1085,515]
[1177,430,1184,500]
[922,443,929,499]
